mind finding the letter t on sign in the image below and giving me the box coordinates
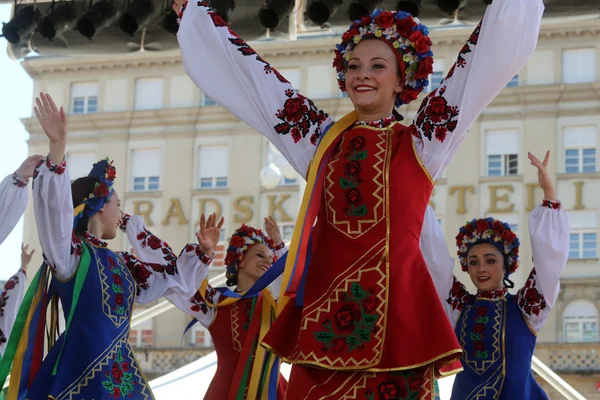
[449,186,475,215]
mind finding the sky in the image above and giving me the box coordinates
[0,4,33,280]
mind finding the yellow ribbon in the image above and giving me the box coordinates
[277,111,357,314]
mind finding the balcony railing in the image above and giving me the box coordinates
[536,342,600,373]
[133,347,213,380]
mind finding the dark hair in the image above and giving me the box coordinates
[71,177,100,233]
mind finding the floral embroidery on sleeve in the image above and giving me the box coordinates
[120,253,153,295]
[447,276,470,312]
[542,200,561,210]
[413,86,460,143]
[11,171,27,188]
[182,244,214,265]
[189,285,218,314]
[45,156,66,175]
[517,268,547,317]
[274,90,328,145]
[136,229,178,273]
[119,213,131,232]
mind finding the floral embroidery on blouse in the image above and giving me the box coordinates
[476,288,507,300]
[120,253,152,295]
[447,276,470,312]
[274,89,328,145]
[517,268,547,317]
[542,199,561,210]
[11,171,27,188]
[136,229,178,276]
[119,213,131,231]
[355,114,396,129]
[413,86,460,143]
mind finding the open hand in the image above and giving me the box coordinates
[21,244,35,271]
[264,216,283,245]
[34,93,67,143]
[528,151,556,201]
[17,155,44,181]
[196,213,225,255]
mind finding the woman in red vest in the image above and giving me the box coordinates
[174,0,544,397]
[169,217,288,399]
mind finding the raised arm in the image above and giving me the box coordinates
[264,216,288,298]
[32,94,80,280]
[412,0,544,180]
[517,151,570,333]
[0,156,43,244]
[119,212,221,306]
[176,2,332,178]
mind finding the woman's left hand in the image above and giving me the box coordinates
[528,151,556,201]
[264,216,283,245]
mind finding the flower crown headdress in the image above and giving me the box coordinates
[333,9,434,108]
[224,224,276,285]
[73,158,117,229]
[456,218,521,275]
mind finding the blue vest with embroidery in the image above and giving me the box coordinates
[28,243,154,400]
[450,293,547,400]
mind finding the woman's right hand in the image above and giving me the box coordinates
[17,155,44,181]
[20,243,35,271]
[34,93,67,164]
[196,213,225,256]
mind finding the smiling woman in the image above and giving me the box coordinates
[175,0,545,397]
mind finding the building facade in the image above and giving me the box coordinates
[18,16,600,395]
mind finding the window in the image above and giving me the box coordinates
[485,130,519,176]
[131,149,161,191]
[506,75,519,87]
[306,65,333,99]
[129,319,153,348]
[563,300,598,343]
[266,142,297,185]
[569,212,597,259]
[66,152,96,181]
[427,60,444,92]
[281,224,294,243]
[202,92,217,106]
[563,48,597,84]
[198,145,229,189]
[278,68,301,92]
[71,82,98,114]
[190,325,212,347]
[134,78,164,110]
[564,126,596,173]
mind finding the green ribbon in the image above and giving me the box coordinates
[236,297,257,400]
[52,243,91,375]
[0,264,44,389]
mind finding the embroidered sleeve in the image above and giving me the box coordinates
[0,173,29,245]
[518,203,570,332]
[186,285,221,328]
[177,2,332,179]
[268,244,289,299]
[0,269,27,357]
[32,156,80,280]
[446,276,471,328]
[119,214,215,304]
[411,0,544,180]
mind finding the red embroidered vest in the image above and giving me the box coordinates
[263,123,461,373]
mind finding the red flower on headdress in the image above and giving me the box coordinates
[396,17,417,38]
[224,251,237,266]
[106,164,117,181]
[492,220,504,234]
[93,182,110,198]
[375,12,395,29]
[341,27,360,42]
[476,219,489,233]
[415,56,434,80]
[333,52,345,71]
[409,30,432,54]
[501,230,517,244]
[401,88,420,105]
[230,235,246,248]
[360,16,372,26]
